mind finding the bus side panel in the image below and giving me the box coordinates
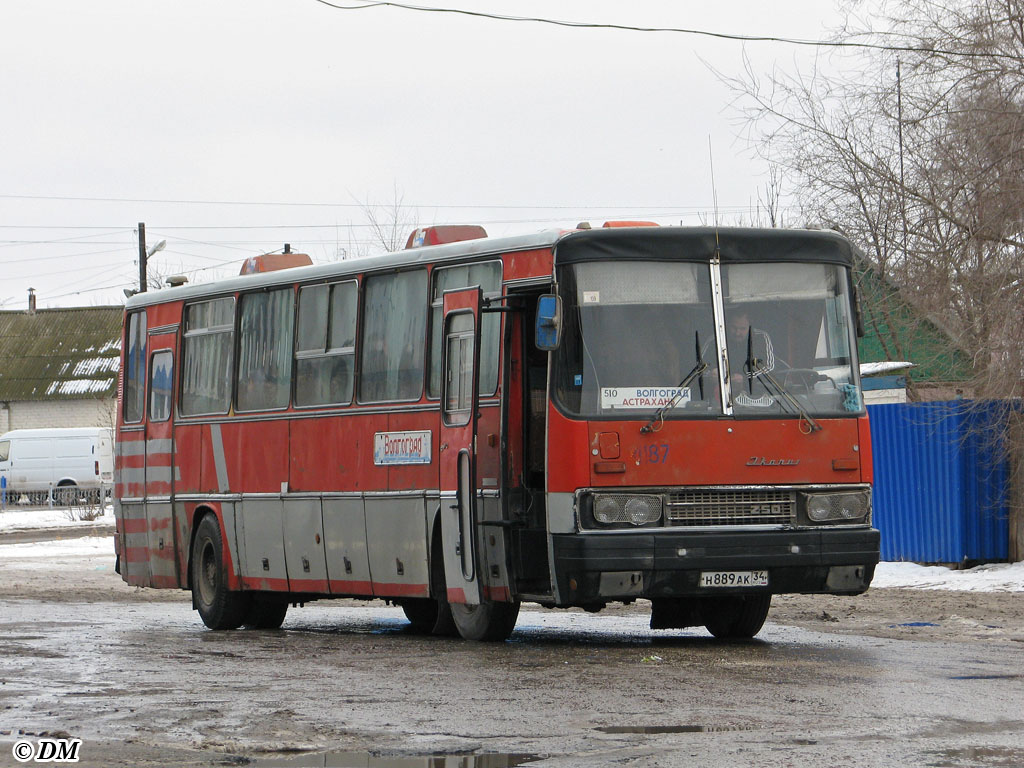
[146,300,183,329]
[238,498,289,591]
[289,414,384,492]
[365,495,429,598]
[504,248,554,282]
[475,403,502,494]
[858,414,874,484]
[222,421,289,494]
[174,423,202,494]
[283,497,329,593]
[323,497,373,595]
[118,500,150,587]
[546,406,592,494]
[115,434,146,500]
[144,501,179,588]
[479,495,512,602]
[199,424,227,494]
[386,411,438,492]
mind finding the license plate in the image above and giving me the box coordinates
[699,570,769,588]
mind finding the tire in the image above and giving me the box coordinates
[424,521,458,637]
[243,594,289,630]
[190,514,248,630]
[399,598,448,634]
[702,594,772,639]
[450,600,520,642]
[649,597,702,630]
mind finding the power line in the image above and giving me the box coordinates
[309,0,1023,61]
[0,246,132,265]
[0,192,787,212]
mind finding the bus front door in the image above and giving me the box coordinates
[439,286,483,606]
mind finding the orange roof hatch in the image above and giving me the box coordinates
[405,225,488,249]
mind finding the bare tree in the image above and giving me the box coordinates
[354,183,420,256]
[724,0,1024,402]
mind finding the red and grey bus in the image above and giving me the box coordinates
[114,223,879,641]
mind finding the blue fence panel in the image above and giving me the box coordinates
[867,401,1009,563]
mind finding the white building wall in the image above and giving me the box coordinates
[7,398,116,432]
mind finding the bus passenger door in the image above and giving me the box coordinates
[144,334,181,588]
[439,287,483,606]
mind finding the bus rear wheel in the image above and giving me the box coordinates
[400,598,456,635]
[243,594,289,629]
[191,514,248,630]
[702,594,772,639]
[450,600,520,642]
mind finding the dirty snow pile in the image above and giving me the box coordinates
[873,561,1024,592]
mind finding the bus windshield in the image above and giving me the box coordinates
[553,260,863,419]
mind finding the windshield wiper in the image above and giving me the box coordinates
[641,332,708,434]
[742,327,822,433]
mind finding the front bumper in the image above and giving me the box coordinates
[552,527,880,604]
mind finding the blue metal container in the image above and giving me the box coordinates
[867,401,1010,563]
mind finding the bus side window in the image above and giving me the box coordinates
[236,288,294,412]
[295,281,357,407]
[360,269,427,403]
[124,310,147,423]
[149,350,174,422]
[429,262,501,398]
[181,298,235,416]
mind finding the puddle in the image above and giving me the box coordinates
[249,750,541,767]
[927,746,1024,766]
[596,725,759,734]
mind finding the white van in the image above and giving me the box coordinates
[0,427,114,502]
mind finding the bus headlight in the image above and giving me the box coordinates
[625,496,662,524]
[800,490,870,525]
[594,496,622,524]
[590,494,663,527]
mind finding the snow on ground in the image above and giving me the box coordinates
[0,535,113,559]
[872,560,1024,592]
[0,531,1021,592]
[0,505,113,531]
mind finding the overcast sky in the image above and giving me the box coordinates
[1,1,847,309]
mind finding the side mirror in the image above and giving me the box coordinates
[535,294,562,351]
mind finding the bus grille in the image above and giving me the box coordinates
[665,489,796,526]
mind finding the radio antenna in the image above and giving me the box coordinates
[708,136,720,229]
[709,136,722,261]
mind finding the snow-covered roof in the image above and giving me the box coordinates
[0,307,121,402]
[860,361,915,376]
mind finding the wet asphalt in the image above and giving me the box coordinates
[2,594,1023,768]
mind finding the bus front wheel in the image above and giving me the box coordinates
[191,514,248,630]
[702,594,772,639]
[450,600,520,642]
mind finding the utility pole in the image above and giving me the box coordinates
[138,222,148,294]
